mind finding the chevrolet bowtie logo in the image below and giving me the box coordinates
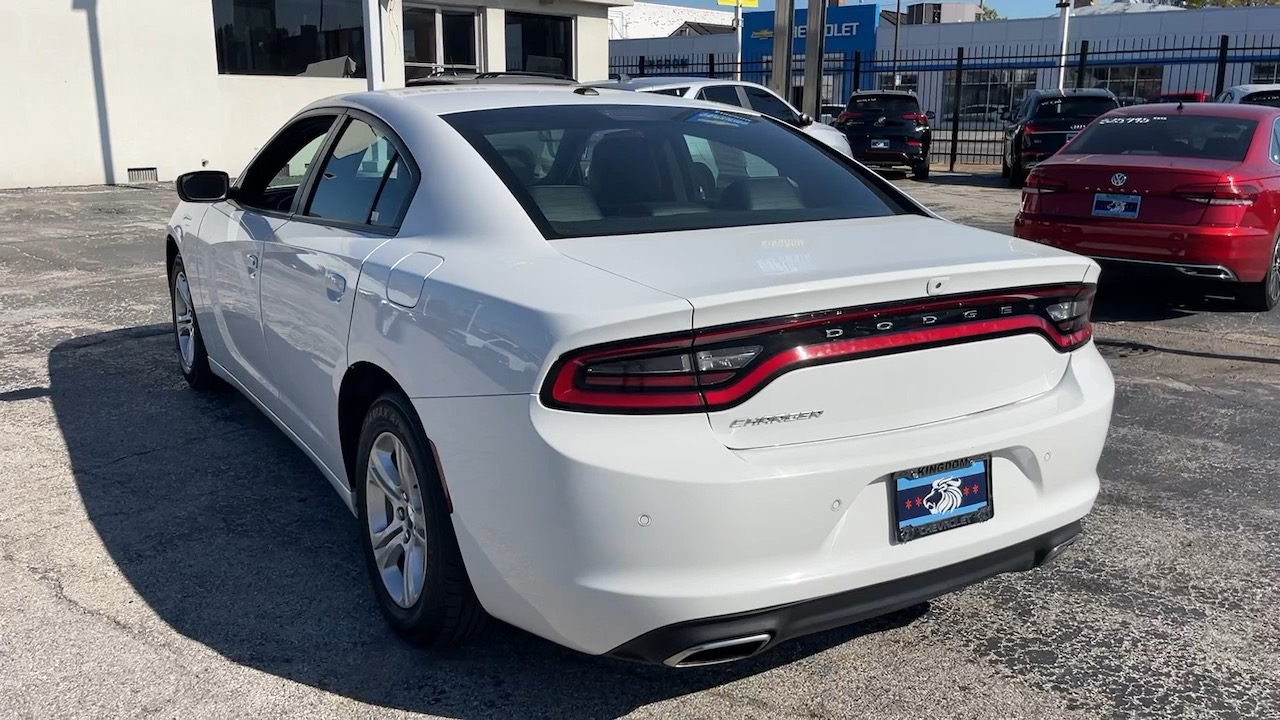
[752,28,774,39]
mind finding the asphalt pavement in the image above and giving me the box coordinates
[0,178,1277,719]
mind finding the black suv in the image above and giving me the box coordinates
[835,91,935,180]
[1002,88,1119,187]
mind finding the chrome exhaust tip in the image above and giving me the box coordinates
[663,633,773,668]
[1038,532,1081,567]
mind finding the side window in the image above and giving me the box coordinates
[683,135,778,191]
[743,86,800,124]
[1272,119,1280,164]
[305,118,415,228]
[234,115,337,212]
[697,85,745,107]
[645,87,689,97]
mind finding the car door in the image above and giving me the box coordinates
[259,112,419,478]
[193,112,340,400]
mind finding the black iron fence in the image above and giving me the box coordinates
[609,35,1280,169]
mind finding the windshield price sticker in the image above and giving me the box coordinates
[1099,116,1167,124]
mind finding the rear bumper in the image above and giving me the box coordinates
[851,148,926,167]
[1014,214,1274,283]
[608,521,1083,666]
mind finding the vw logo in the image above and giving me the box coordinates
[1111,172,1127,187]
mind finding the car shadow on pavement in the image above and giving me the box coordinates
[49,325,927,719]
[1091,271,1250,323]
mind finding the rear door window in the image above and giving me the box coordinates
[305,118,416,227]
[1061,115,1258,161]
[1033,96,1118,120]
[697,85,745,107]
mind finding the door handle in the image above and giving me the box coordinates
[246,253,259,275]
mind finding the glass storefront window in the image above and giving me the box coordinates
[212,0,366,78]
[505,12,573,76]
[404,5,480,80]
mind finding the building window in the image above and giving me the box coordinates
[1253,63,1280,84]
[943,68,1036,116]
[404,6,480,80]
[1073,65,1162,101]
[878,73,919,93]
[505,13,573,76]
[212,0,366,77]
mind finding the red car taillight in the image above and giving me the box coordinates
[1172,182,1259,206]
[903,113,927,124]
[542,285,1097,414]
[837,111,862,123]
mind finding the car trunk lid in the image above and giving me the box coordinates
[553,215,1095,449]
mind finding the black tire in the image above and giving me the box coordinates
[1009,156,1027,188]
[169,254,218,391]
[1239,237,1280,312]
[912,162,931,181]
[355,392,486,648]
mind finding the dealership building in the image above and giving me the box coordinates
[609,1,1280,114]
[4,0,626,189]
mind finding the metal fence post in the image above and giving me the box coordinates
[708,53,716,78]
[638,56,646,78]
[1215,35,1230,98]
[949,47,964,173]
[1074,39,1089,90]
[852,50,862,92]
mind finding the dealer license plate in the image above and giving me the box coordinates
[871,139,890,149]
[1092,192,1141,219]
[892,455,993,543]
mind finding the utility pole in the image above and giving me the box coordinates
[802,0,828,118]
[892,0,902,88]
[1056,0,1071,90]
[362,0,385,91]
[734,0,743,81]
[770,0,796,98]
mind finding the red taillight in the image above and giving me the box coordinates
[1172,181,1258,206]
[1024,122,1044,135]
[542,285,1097,414]
[837,111,862,123]
[902,113,927,124]
[907,139,922,147]
[1023,171,1068,195]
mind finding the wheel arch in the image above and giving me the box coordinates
[166,234,179,272]
[337,361,453,512]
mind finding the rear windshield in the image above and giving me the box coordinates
[1242,90,1280,108]
[445,104,911,239]
[1033,96,1119,120]
[1060,114,1258,161]
[846,95,920,115]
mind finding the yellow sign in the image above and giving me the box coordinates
[718,0,760,7]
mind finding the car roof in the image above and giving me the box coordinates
[301,84,765,124]
[1105,102,1280,120]
[405,71,577,87]
[1223,84,1280,95]
[1028,88,1117,100]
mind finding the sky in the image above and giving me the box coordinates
[657,0,1044,19]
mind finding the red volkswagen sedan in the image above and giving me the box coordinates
[1014,103,1280,311]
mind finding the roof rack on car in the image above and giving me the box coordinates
[404,70,579,87]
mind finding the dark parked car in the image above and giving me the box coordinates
[1002,88,1119,187]
[836,91,935,180]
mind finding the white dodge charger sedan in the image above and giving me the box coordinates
[165,84,1114,667]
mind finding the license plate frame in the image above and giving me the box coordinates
[871,139,891,149]
[892,454,994,543]
[1092,192,1142,219]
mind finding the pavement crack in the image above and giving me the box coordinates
[78,426,252,476]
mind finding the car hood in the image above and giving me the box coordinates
[804,122,854,157]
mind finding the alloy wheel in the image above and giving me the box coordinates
[365,431,429,609]
[1268,241,1280,306]
[173,271,197,370]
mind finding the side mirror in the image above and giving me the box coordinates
[925,110,937,120]
[176,170,230,203]
[797,113,814,127]
[1000,112,1012,121]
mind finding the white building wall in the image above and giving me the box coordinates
[0,0,622,189]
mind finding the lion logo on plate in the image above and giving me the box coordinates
[1111,172,1127,187]
[923,476,964,514]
